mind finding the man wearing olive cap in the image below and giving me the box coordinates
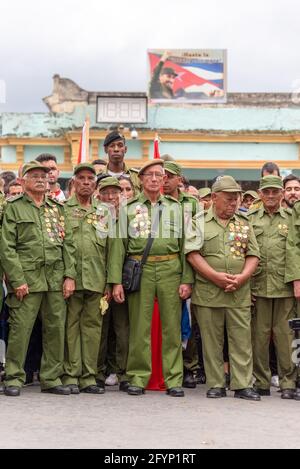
[108,159,194,397]
[100,131,140,194]
[62,163,110,394]
[198,188,212,211]
[0,161,76,396]
[186,175,261,401]
[96,176,130,392]
[249,175,296,399]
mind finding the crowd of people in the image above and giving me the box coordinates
[0,131,300,401]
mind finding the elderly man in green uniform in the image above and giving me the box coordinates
[163,160,199,389]
[62,163,110,394]
[248,175,296,399]
[100,131,140,193]
[96,176,130,392]
[109,159,193,397]
[0,161,76,396]
[186,175,261,401]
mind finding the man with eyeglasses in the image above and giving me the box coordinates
[100,131,140,194]
[96,176,130,393]
[109,160,194,397]
[0,161,76,396]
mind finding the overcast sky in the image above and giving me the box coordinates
[0,0,300,112]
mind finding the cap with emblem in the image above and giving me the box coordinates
[73,163,96,176]
[198,187,212,198]
[103,131,126,147]
[212,175,242,193]
[164,161,182,176]
[259,175,283,190]
[22,161,51,177]
[98,176,121,191]
[243,190,258,199]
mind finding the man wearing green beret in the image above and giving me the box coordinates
[100,131,140,194]
[186,175,261,401]
[109,159,194,397]
[163,160,199,389]
[62,163,110,394]
[96,176,130,392]
[248,175,296,399]
[0,161,76,396]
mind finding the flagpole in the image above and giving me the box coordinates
[85,115,90,162]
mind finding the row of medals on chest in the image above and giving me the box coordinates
[44,206,65,241]
[228,222,249,257]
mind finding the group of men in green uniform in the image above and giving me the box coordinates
[0,129,299,401]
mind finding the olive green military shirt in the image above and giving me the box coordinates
[100,163,140,194]
[65,195,109,293]
[185,206,260,307]
[107,192,194,285]
[286,200,300,283]
[0,193,6,303]
[248,205,293,298]
[0,193,76,293]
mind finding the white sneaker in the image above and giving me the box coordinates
[271,375,279,388]
[105,373,118,386]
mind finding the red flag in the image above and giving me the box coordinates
[77,116,90,164]
[146,133,166,391]
[154,133,160,159]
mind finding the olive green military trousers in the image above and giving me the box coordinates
[252,297,296,390]
[5,291,66,390]
[97,300,129,383]
[127,258,183,389]
[183,309,199,372]
[193,305,253,390]
[63,290,102,389]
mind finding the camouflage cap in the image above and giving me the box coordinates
[103,131,126,147]
[259,175,283,190]
[243,190,258,199]
[73,163,96,176]
[164,161,182,176]
[22,161,50,177]
[138,159,164,177]
[198,187,211,198]
[212,175,242,193]
[98,176,121,191]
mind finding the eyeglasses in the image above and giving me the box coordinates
[142,173,164,179]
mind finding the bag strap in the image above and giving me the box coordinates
[140,201,163,266]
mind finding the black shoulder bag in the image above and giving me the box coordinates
[122,202,163,293]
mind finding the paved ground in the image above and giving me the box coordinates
[0,383,299,449]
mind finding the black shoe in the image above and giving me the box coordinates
[127,385,144,396]
[234,388,261,401]
[254,387,271,396]
[80,385,104,394]
[183,370,196,389]
[42,385,71,395]
[281,388,295,400]
[166,387,185,397]
[66,384,80,395]
[206,387,226,398]
[119,381,130,392]
[4,386,21,397]
[96,380,105,392]
[196,370,206,385]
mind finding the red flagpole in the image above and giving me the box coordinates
[146,133,166,391]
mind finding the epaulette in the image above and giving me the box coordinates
[126,195,140,205]
[181,193,198,202]
[7,194,23,203]
[129,168,139,174]
[46,196,64,206]
[164,195,180,203]
[247,206,260,216]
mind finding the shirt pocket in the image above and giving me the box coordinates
[201,233,219,255]
[16,219,37,243]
